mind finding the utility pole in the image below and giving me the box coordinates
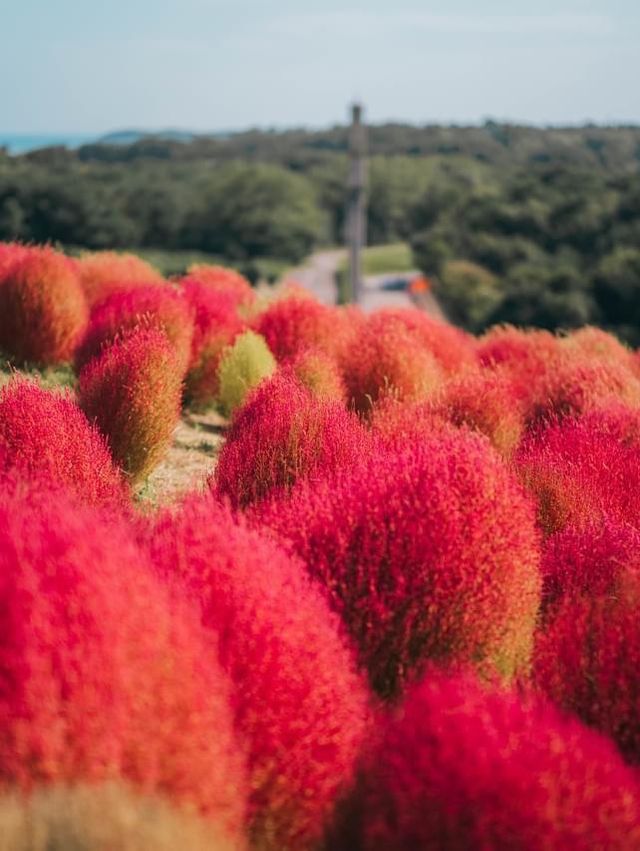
[347,102,367,304]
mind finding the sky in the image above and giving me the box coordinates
[2,0,640,133]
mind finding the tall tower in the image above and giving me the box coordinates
[347,102,367,304]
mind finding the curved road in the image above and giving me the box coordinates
[289,249,446,319]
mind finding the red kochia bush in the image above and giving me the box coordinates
[372,308,476,374]
[0,242,28,280]
[144,497,369,851]
[78,328,183,484]
[341,312,443,416]
[0,245,88,365]
[430,367,524,456]
[76,250,165,307]
[0,483,247,844]
[0,379,127,508]
[253,296,352,363]
[290,348,347,401]
[534,581,640,765]
[256,433,541,698]
[333,670,640,850]
[215,371,370,508]
[186,263,256,311]
[541,520,640,609]
[515,409,640,535]
[75,284,195,374]
[526,356,640,426]
[181,276,246,408]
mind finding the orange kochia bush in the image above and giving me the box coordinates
[76,250,165,307]
[0,245,88,365]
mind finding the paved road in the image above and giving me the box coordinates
[289,250,446,319]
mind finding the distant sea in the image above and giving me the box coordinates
[0,135,94,154]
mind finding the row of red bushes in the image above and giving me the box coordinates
[3,242,640,847]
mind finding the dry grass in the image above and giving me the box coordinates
[0,782,239,851]
[138,409,226,507]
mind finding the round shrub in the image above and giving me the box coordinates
[144,497,369,851]
[341,313,443,416]
[78,327,183,484]
[370,397,453,448]
[541,520,640,609]
[216,330,276,418]
[77,251,164,307]
[214,370,370,508]
[372,307,476,374]
[476,325,560,413]
[76,285,195,375]
[0,378,127,508]
[534,582,640,764]
[0,782,240,851]
[0,241,28,281]
[253,296,351,363]
[515,409,640,535]
[430,367,524,456]
[0,483,247,841]
[256,433,542,698]
[0,245,88,366]
[186,264,256,312]
[290,348,347,401]
[561,325,634,365]
[333,670,640,850]
[526,356,640,426]
[181,277,246,409]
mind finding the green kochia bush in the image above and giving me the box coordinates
[216,330,276,417]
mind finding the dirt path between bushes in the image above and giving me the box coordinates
[139,410,227,508]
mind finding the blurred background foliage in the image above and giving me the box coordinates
[2,122,640,340]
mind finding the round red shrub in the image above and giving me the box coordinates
[181,277,246,408]
[476,325,560,413]
[534,581,640,765]
[0,378,127,508]
[76,284,195,375]
[78,327,183,484]
[290,348,347,401]
[0,242,28,281]
[214,370,370,508]
[186,263,256,312]
[253,296,351,363]
[256,432,542,698]
[0,245,88,365]
[430,367,524,455]
[0,482,247,844]
[144,496,369,851]
[541,519,640,609]
[526,355,640,426]
[370,397,453,447]
[561,325,635,370]
[373,308,476,374]
[333,669,640,850]
[77,251,165,307]
[341,312,443,416]
[515,409,640,536]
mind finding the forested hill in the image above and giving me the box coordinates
[13,122,640,171]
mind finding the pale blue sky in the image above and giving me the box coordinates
[2,1,639,132]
